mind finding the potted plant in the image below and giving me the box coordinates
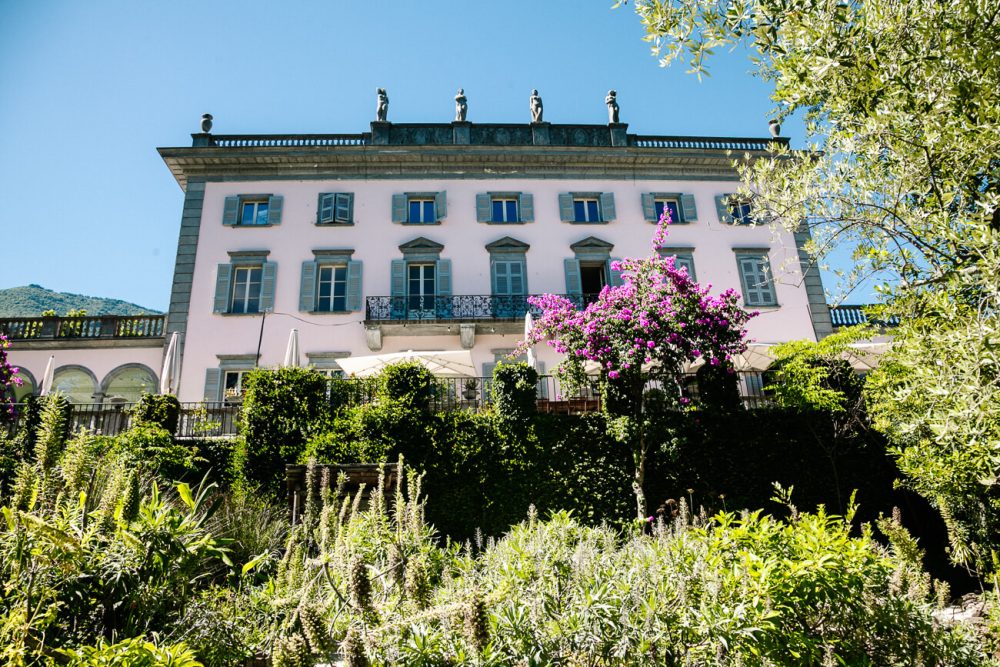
[462,378,479,400]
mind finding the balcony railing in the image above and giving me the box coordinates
[0,314,166,341]
[3,371,774,438]
[207,133,368,148]
[365,294,601,323]
[631,135,788,150]
[829,305,899,328]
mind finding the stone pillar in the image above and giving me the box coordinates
[609,123,629,147]
[531,122,551,146]
[452,121,471,145]
[371,121,391,145]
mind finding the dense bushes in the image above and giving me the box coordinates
[130,392,181,433]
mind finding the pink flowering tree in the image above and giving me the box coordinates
[520,214,755,518]
[0,334,23,423]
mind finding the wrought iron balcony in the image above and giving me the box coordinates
[365,294,601,323]
[0,314,166,341]
[828,305,899,328]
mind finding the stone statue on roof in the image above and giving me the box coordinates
[455,88,468,122]
[530,89,543,123]
[605,90,620,124]
[376,88,389,122]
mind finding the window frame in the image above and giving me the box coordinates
[229,265,264,314]
[239,198,270,226]
[573,198,601,223]
[491,197,520,223]
[408,198,437,224]
[654,198,682,225]
[315,264,349,313]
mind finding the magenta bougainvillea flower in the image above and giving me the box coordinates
[519,211,755,389]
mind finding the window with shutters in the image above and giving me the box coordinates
[214,251,276,315]
[392,192,446,225]
[476,192,534,224]
[223,370,250,400]
[643,192,697,224]
[715,194,755,225]
[317,193,354,225]
[230,266,263,314]
[559,193,615,224]
[658,248,697,281]
[736,251,778,307]
[300,250,362,314]
[223,195,283,226]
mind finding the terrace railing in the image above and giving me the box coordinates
[4,372,774,438]
[0,314,166,341]
[630,135,789,151]
[207,134,367,148]
[365,294,600,323]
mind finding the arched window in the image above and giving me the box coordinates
[51,366,99,404]
[102,364,158,403]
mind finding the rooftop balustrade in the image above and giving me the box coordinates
[0,314,166,341]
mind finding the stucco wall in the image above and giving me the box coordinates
[175,177,816,401]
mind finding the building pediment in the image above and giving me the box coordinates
[485,236,530,253]
[398,237,444,254]
[570,236,614,253]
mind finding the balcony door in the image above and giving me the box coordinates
[407,263,436,319]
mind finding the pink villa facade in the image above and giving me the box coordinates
[7,117,833,404]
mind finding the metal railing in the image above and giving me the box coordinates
[365,294,601,323]
[207,134,367,147]
[0,315,166,340]
[3,372,774,438]
[631,135,788,151]
[829,305,899,328]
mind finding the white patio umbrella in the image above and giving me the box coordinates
[335,350,476,378]
[523,311,536,370]
[282,329,301,368]
[159,332,181,394]
[39,355,55,396]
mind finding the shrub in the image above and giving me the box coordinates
[490,362,538,424]
[378,362,436,410]
[130,393,181,433]
[238,367,329,497]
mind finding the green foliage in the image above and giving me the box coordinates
[768,327,871,414]
[377,361,437,409]
[131,392,181,433]
[258,462,986,665]
[867,293,1000,576]
[627,0,1000,579]
[237,367,330,497]
[115,424,198,480]
[490,362,538,423]
[57,637,202,666]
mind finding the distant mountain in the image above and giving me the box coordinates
[0,285,162,317]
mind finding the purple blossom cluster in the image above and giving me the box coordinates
[0,333,23,420]
[518,212,755,386]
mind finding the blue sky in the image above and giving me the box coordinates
[1,0,838,312]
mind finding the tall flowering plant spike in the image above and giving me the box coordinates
[519,209,755,388]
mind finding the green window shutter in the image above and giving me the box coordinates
[675,254,697,281]
[318,193,335,224]
[476,194,492,222]
[599,192,616,222]
[222,196,239,226]
[436,259,452,296]
[391,194,408,223]
[558,194,575,222]
[564,258,582,295]
[213,264,233,313]
[390,260,406,297]
[260,261,277,312]
[299,261,317,312]
[267,195,283,225]
[715,195,734,224]
[641,193,656,222]
[608,257,624,287]
[680,193,698,222]
[390,259,406,319]
[346,260,363,312]
[435,191,447,221]
[204,368,222,401]
[490,259,500,295]
[335,193,353,223]
[519,193,534,222]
